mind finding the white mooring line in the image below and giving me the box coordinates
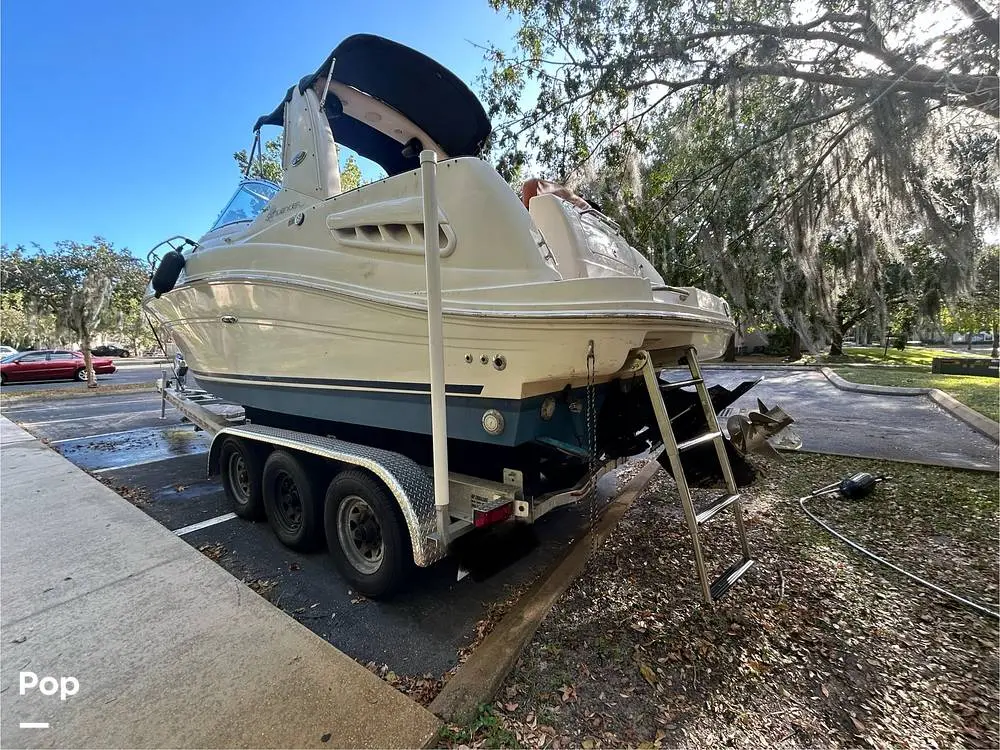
[173,513,237,537]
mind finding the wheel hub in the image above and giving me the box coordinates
[338,496,384,574]
[228,453,250,500]
[275,474,302,528]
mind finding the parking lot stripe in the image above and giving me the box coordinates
[48,425,182,445]
[91,450,208,474]
[173,513,237,536]
[23,408,163,427]
[2,396,157,413]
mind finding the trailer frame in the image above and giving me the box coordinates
[158,370,621,572]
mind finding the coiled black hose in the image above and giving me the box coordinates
[798,493,1000,621]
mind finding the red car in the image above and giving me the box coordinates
[0,350,117,384]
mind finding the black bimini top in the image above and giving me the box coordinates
[254,34,492,177]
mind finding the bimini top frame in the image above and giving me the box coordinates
[253,34,492,177]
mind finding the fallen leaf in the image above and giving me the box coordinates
[639,663,658,686]
[560,684,577,702]
[504,702,519,712]
[746,660,768,674]
[821,684,830,698]
[851,716,867,733]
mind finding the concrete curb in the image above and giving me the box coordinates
[700,363,931,372]
[112,359,169,367]
[700,363,820,370]
[429,459,662,725]
[927,389,1000,443]
[820,367,929,396]
[821,367,1000,443]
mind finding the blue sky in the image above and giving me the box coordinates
[1,0,518,257]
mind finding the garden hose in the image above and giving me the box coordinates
[798,474,1000,621]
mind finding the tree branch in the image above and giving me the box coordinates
[950,0,1000,45]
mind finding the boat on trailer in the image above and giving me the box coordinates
[145,35,787,598]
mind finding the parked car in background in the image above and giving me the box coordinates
[0,350,117,384]
[0,346,18,358]
[91,343,131,358]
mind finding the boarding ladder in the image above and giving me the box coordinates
[632,347,755,603]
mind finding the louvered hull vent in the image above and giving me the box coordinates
[330,221,456,256]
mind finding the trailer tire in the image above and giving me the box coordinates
[324,469,411,599]
[262,450,322,551]
[219,437,264,520]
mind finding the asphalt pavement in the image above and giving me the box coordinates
[699,366,998,471]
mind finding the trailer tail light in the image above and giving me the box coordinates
[474,502,514,528]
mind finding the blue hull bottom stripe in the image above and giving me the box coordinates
[188,373,598,449]
[191,369,485,395]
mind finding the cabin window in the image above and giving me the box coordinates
[209,180,280,231]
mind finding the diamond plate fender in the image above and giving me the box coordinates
[207,424,444,567]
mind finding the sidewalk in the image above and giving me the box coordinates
[0,417,440,749]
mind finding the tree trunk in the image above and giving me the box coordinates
[789,330,802,360]
[81,329,97,388]
[992,323,998,359]
[829,329,844,356]
[967,331,973,351]
[723,333,736,362]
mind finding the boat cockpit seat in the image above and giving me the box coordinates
[521,178,593,212]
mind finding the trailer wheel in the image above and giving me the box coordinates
[219,436,264,520]
[324,469,411,598]
[262,450,322,550]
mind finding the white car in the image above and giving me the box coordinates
[0,346,18,358]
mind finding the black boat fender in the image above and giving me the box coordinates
[151,250,185,298]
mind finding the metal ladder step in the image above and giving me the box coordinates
[695,493,741,524]
[709,558,755,601]
[676,431,722,452]
[661,377,703,391]
[636,347,753,605]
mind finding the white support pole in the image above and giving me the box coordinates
[420,149,450,544]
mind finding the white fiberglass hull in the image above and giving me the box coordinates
[149,275,731,399]
[146,274,731,446]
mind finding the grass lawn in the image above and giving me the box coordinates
[833,368,999,422]
[826,345,993,368]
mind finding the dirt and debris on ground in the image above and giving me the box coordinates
[365,578,538,709]
[440,453,998,749]
[198,542,227,562]
[95,476,151,506]
[245,577,278,603]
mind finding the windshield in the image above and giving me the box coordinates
[210,180,279,231]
